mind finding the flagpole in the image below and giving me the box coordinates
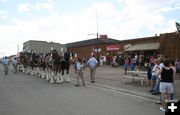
[17,44,19,53]
[96,9,99,56]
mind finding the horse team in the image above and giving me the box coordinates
[17,49,71,84]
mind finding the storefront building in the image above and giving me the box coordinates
[66,32,180,60]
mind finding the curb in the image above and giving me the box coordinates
[70,78,159,102]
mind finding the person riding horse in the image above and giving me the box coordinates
[63,49,71,75]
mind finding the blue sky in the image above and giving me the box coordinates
[0,0,180,57]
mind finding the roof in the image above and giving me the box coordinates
[125,42,160,51]
[66,38,121,48]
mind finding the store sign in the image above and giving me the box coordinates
[106,45,120,51]
[123,44,132,50]
[100,35,108,41]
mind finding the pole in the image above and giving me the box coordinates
[96,9,99,56]
[17,44,19,53]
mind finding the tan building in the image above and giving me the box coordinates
[23,40,67,54]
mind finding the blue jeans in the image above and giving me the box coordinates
[154,78,160,93]
[130,63,135,70]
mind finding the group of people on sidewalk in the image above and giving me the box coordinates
[1,56,18,75]
[147,58,178,112]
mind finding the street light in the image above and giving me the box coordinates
[87,9,100,57]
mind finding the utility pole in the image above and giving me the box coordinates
[17,44,19,54]
[96,9,99,56]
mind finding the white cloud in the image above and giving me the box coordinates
[18,0,54,13]
[18,3,32,12]
[0,15,7,19]
[0,10,8,14]
[0,0,7,2]
[0,10,8,19]
[0,0,179,57]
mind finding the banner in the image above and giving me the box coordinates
[106,45,120,51]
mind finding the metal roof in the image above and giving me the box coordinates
[65,38,121,48]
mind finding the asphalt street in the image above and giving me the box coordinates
[0,65,164,115]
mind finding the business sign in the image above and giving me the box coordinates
[123,44,132,50]
[100,34,108,41]
[106,45,120,51]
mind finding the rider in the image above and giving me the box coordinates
[64,49,71,62]
[12,57,18,73]
[2,56,9,75]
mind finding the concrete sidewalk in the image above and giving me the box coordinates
[69,65,180,101]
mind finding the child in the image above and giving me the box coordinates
[75,58,85,86]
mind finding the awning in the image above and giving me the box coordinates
[125,43,160,51]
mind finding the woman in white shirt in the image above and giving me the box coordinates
[75,58,85,86]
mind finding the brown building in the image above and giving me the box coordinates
[123,32,180,59]
[66,32,180,60]
[66,38,121,59]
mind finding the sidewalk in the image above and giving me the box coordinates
[69,65,180,100]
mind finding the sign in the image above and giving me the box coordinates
[100,35,108,41]
[123,44,132,50]
[106,45,120,51]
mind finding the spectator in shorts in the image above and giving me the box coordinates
[170,59,176,100]
[124,56,129,74]
[149,59,159,93]
[159,59,175,112]
[147,63,154,86]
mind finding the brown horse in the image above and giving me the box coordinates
[49,50,63,83]
[49,49,71,83]
[18,52,29,72]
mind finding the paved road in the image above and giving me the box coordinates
[0,65,164,115]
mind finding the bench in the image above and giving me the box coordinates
[121,75,147,86]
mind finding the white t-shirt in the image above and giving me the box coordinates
[76,62,83,70]
[152,64,159,76]
[157,63,165,79]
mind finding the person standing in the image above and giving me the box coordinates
[86,55,98,83]
[75,58,85,86]
[175,59,180,79]
[2,56,9,75]
[12,57,18,73]
[149,59,159,93]
[159,59,175,112]
[124,56,129,74]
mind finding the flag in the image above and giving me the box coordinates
[175,21,180,33]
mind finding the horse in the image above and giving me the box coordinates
[62,50,71,75]
[48,50,63,83]
[49,50,71,83]
[18,52,29,72]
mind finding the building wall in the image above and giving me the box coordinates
[68,32,180,60]
[159,32,180,59]
[70,43,122,59]
[23,40,67,54]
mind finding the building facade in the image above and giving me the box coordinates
[66,38,122,59]
[23,40,67,54]
[66,32,180,60]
